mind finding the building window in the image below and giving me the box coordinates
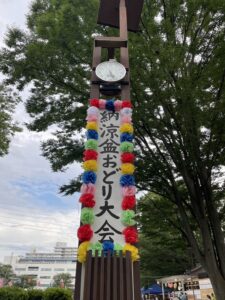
[67,269,76,272]
[41,268,52,271]
[54,268,64,271]
[28,266,39,271]
[40,276,51,279]
[15,268,26,271]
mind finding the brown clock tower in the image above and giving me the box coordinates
[74,1,144,299]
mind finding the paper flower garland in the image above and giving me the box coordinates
[89,242,103,256]
[78,241,90,263]
[81,208,95,225]
[77,104,99,259]
[77,99,139,263]
[123,243,140,261]
[77,224,93,241]
[79,193,96,208]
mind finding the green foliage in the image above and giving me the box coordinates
[1,0,225,295]
[15,275,36,289]
[27,289,44,300]
[52,273,72,288]
[43,288,72,300]
[0,264,15,285]
[0,287,28,300]
[138,194,193,284]
[0,288,72,300]
[0,85,21,156]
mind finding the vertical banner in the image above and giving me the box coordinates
[93,109,124,243]
[77,99,139,262]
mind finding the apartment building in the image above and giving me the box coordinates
[4,242,77,289]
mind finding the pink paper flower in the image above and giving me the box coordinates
[122,186,136,196]
[114,100,122,111]
[80,183,96,195]
[87,106,99,115]
[99,99,106,109]
[86,114,98,122]
[121,115,132,124]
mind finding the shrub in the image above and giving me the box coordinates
[0,287,28,300]
[43,288,72,300]
[28,289,44,300]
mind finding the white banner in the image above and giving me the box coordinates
[91,110,125,245]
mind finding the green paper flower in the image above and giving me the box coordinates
[81,208,95,225]
[121,210,136,226]
[120,142,134,153]
[114,243,123,255]
[89,242,103,256]
[85,139,98,150]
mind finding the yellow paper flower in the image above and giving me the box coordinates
[78,241,90,263]
[86,122,98,131]
[83,160,98,172]
[121,163,135,174]
[123,243,139,261]
[120,123,134,134]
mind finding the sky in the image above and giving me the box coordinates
[0,0,82,261]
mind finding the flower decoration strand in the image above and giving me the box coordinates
[77,99,139,262]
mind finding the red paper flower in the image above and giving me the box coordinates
[79,193,96,208]
[77,224,93,241]
[122,196,136,210]
[83,150,98,161]
[121,153,135,163]
[89,98,99,108]
[122,100,132,108]
[123,227,138,244]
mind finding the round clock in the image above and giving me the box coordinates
[95,59,126,82]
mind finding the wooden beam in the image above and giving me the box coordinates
[120,0,128,39]
[95,37,127,48]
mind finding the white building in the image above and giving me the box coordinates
[4,242,77,289]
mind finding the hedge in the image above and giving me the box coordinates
[43,288,72,300]
[28,289,44,300]
[0,288,72,300]
[0,287,28,300]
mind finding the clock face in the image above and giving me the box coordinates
[95,60,126,82]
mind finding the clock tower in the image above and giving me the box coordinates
[74,1,144,300]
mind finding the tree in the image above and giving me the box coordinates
[0,264,15,285]
[14,275,36,289]
[1,0,225,298]
[0,84,20,156]
[53,273,72,288]
[138,194,193,285]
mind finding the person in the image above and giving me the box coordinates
[179,292,188,300]
[206,295,212,300]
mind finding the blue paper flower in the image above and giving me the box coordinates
[102,241,114,254]
[120,133,134,142]
[82,171,97,184]
[106,100,115,112]
[86,130,98,140]
[120,175,135,186]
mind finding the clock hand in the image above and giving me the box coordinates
[109,70,115,78]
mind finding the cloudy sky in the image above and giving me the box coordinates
[0,0,82,261]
